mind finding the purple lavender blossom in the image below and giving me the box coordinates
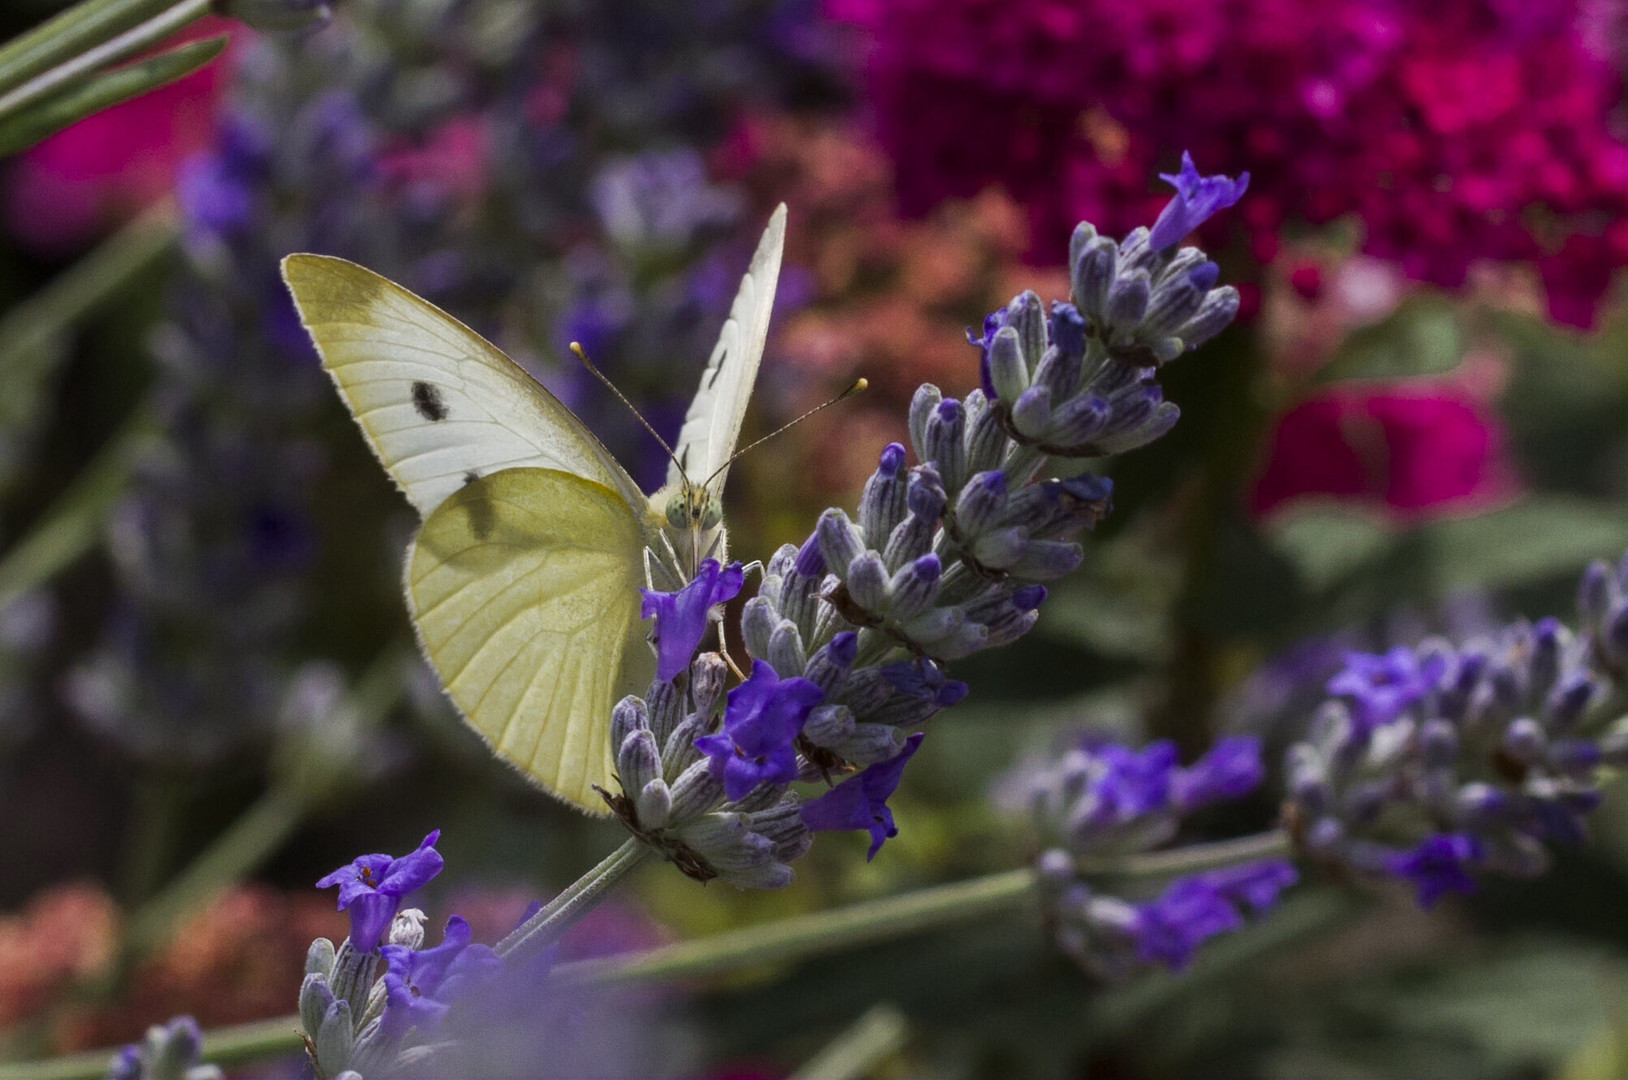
[640,559,745,681]
[1327,646,1448,729]
[316,831,444,951]
[1385,834,1483,908]
[380,915,504,1037]
[801,732,925,859]
[1171,735,1265,809]
[1148,152,1251,251]
[694,661,823,801]
[1133,860,1297,970]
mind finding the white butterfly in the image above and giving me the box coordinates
[281,205,786,812]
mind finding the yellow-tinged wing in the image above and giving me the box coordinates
[409,468,656,813]
[281,253,647,518]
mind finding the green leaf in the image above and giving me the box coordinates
[0,0,177,97]
[1265,504,1393,595]
[0,34,226,155]
[1429,496,1628,590]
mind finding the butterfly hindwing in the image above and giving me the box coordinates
[282,253,646,518]
[408,468,656,813]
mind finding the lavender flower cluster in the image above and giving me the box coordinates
[1286,552,1628,906]
[600,161,1248,886]
[1007,734,1297,978]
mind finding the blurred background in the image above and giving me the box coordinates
[0,0,1624,1076]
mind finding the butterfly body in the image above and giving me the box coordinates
[282,205,785,813]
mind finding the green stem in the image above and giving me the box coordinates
[0,408,155,611]
[0,0,212,123]
[0,0,178,96]
[497,839,651,962]
[119,786,309,963]
[556,866,1040,986]
[787,1003,909,1080]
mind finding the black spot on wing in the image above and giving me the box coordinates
[412,381,449,421]
[465,490,495,542]
[463,470,480,486]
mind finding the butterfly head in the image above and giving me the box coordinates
[666,480,723,533]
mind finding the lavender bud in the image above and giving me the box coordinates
[1420,719,1459,768]
[1528,618,1565,699]
[1454,783,1510,827]
[668,758,724,819]
[1600,723,1628,766]
[972,526,1030,570]
[1007,290,1048,373]
[691,652,729,721]
[1548,739,1603,778]
[816,509,865,576]
[1143,269,1207,339]
[1099,402,1181,454]
[1105,270,1151,328]
[1174,286,1240,348]
[1577,559,1613,625]
[1504,717,1547,764]
[611,695,649,752]
[1546,671,1596,730]
[315,1000,356,1077]
[1011,385,1053,440]
[906,465,948,520]
[1038,846,1074,886]
[1305,816,1346,855]
[1071,232,1118,322]
[908,385,943,462]
[1033,344,1082,404]
[963,390,1009,473]
[804,632,859,695]
[305,937,336,978]
[1013,540,1084,580]
[954,471,1008,537]
[1047,394,1110,447]
[804,702,856,745]
[890,555,943,620]
[741,597,780,660]
[846,552,891,613]
[646,678,684,745]
[767,621,807,679]
[794,532,826,578]
[636,778,673,830]
[619,729,662,795]
[836,722,908,765]
[987,326,1029,402]
[923,399,967,491]
[300,973,336,1042]
[858,444,910,543]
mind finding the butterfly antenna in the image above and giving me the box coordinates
[570,342,684,473]
[700,377,867,493]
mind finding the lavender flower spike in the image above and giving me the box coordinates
[695,661,824,801]
[802,732,925,859]
[316,831,444,951]
[1148,152,1250,251]
[640,558,745,681]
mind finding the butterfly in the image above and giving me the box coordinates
[280,204,786,813]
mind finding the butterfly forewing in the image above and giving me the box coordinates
[408,468,655,813]
[282,253,647,518]
[666,203,786,497]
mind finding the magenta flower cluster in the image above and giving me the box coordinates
[831,0,1628,326]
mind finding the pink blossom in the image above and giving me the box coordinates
[831,0,1628,327]
[1251,382,1520,520]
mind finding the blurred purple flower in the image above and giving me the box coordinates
[380,915,504,1037]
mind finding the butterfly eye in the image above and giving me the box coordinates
[701,500,722,530]
[665,499,690,529]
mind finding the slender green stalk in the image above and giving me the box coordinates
[788,1003,909,1080]
[497,839,652,961]
[119,786,309,962]
[556,867,1041,986]
[0,0,178,96]
[0,0,213,124]
[1077,829,1292,879]
[0,408,155,611]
